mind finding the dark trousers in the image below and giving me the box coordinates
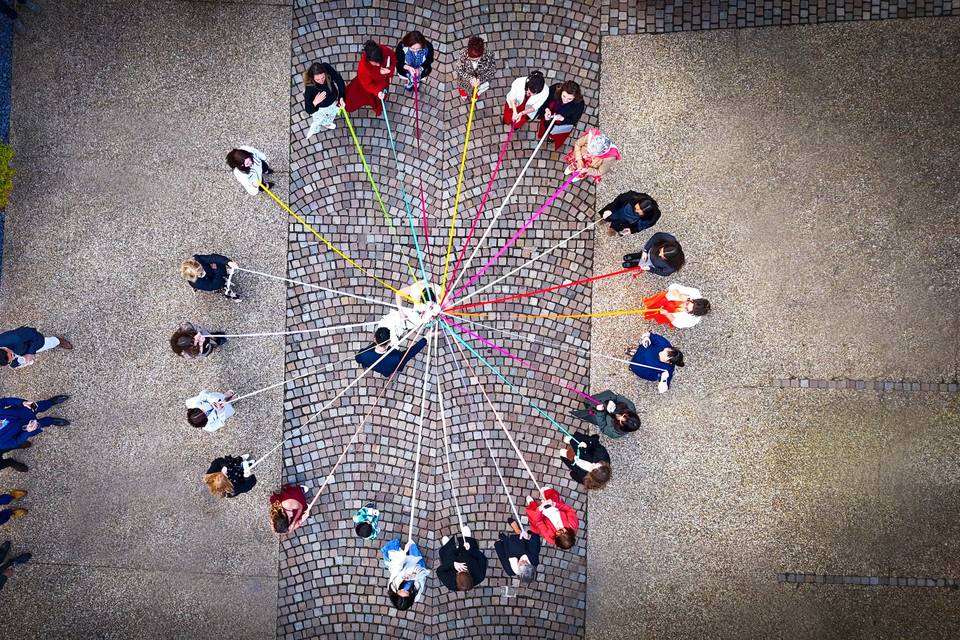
[0,3,16,21]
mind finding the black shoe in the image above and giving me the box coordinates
[17,441,32,450]
[4,460,29,473]
[622,260,640,269]
[46,418,70,426]
[0,541,10,561]
[12,552,31,565]
[623,252,644,262]
[47,395,70,407]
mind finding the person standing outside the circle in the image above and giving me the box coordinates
[180,254,240,300]
[503,71,548,129]
[0,326,73,370]
[226,147,274,195]
[303,61,346,136]
[454,35,496,100]
[395,31,434,92]
[344,40,396,116]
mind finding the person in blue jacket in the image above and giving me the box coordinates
[0,326,73,370]
[626,332,684,393]
[622,231,684,276]
[355,327,428,378]
[0,395,71,450]
[180,254,240,300]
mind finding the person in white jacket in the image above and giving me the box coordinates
[642,283,711,329]
[226,146,274,195]
[186,390,236,432]
[381,537,429,611]
[502,71,548,129]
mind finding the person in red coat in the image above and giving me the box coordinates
[525,487,579,550]
[344,40,396,116]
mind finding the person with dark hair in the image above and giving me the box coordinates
[494,517,541,583]
[395,31,434,91]
[0,0,38,35]
[203,454,256,498]
[643,283,711,329]
[627,332,683,393]
[169,321,227,360]
[345,39,396,116]
[382,537,429,610]
[0,490,27,526]
[302,61,346,136]
[503,71,548,128]
[180,254,240,300]
[535,81,586,150]
[226,146,274,195]
[454,35,496,100]
[355,330,428,378]
[571,390,640,439]
[437,526,488,592]
[559,432,612,490]
[565,128,621,183]
[269,484,307,536]
[0,540,31,591]
[600,191,661,237]
[623,231,685,276]
[526,488,578,550]
[0,326,73,370]
[353,502,381,540]
[0,395,70,451]
[185,390,236,432]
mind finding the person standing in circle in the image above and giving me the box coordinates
[395,31,434,91]
[0,326,73,370]
[623,231,685,276]
[525,487,579,549]
[382,537,429,610]
[503,71,548,129]
[599,191,661,237]
[535,81,586,150]
[564,128,621,183]
[436,527,488,592]
[627,331,684,393]
[454,35,496,100]
[268,484,308,536]
[494,517,541,583]
[303,61,346,136]
[558,432,612,490]
[344,40,396,116]
[226,147,274,195]
[169,321,227,360]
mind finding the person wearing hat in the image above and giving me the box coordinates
[564,128,621,183]
[599,191,661,236]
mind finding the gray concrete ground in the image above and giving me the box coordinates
[0,2,290,638]
[590,18,960,640]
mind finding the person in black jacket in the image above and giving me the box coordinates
[303,61,346,136]
[559,432,612,490]
[623,232,685,276]
[494,518,541,583]
[437,527,488,592]
[0,540,31,592]
[0,326,73,369]
[395,31,434,91]
[600,191,661,237]
[180,254,240,300]
[535,80,586,150]
[203,454,256,498]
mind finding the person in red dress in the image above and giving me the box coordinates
[642,283,711,329]
[268,484,308,536]
[344,40,396,116]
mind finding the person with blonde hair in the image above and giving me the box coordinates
[268,485,307,535]
[204,454,256,498]
[180,254,240,300]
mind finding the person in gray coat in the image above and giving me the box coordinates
[571,390,640,439]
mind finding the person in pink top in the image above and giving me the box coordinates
[525,487,579,550]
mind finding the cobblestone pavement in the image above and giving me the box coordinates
[281,1,600,638]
